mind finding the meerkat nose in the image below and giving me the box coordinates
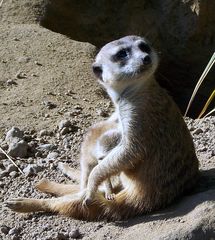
[142,55,151,65]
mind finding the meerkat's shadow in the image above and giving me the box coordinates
[115,168,215,227]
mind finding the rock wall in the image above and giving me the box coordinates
[40,0,215,117]
[1,0,215,117]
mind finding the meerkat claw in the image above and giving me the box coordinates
[106,193,116,201]
[4,198,26,211]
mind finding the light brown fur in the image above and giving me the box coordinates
[5,36,199,220]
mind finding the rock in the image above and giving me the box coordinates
[11,236,20,240]
[192,128,204,135]
[23,164,44,177]
[0,143,8,151]
[17,56,31,63]
[39,129,52,137]
[58,119,77,135]
[56,232,69,240]
[60,127,70,135]
[0,170,8,179]
[58,120,72,131]
[40,0,215,117]
[46,151,59,160]
[34,61,42,66]
[15,71,27,79]
[1,225,10,235]
[35,151,43,158]
[43,100,57,109]
[6,79,17,85]
[97,109,108,117]
[8,139,28,158]
[37,144,57,152]
[0,181,5,188]
[6,164,18,173]
[0,152,6,160]
[69,228,81,239]
[8,227,21,236]
[9,171,19,178]
[5,127,24,144]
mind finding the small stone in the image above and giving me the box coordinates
[70,228,81,239]
[1,225,10,235]
[8,140,28,158]
[5,127,24,143]
[23,164,43,177]
[56,232,69,240]
[17,56,31,63]
[15,71,27,79]
[37,144,57,152]
[34,61,42,66]
[8,227,21,236]
[31,73,39,77]
[6,79,17,85]
[46,151,59,160]
[9,171,18,178]
[6,164,18,173]
[39,129,52,137]
[58,120,72,131]
[43,101,57,109]
[0,181,5,188]
[192,128,203,135]
[11,236,20,240]
[60,127,70,135]
[0,144,8,151]
[0,152,6,160]
[97,109,108,117]
[0,170,8,179]
[65,90,74,96]
[35,151,43,158]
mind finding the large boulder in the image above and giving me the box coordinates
[0,23,97,132]
[1,0,214,117]
[40,0,215,117]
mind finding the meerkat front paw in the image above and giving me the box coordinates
[83,190,95,206]
[105,193,116,201]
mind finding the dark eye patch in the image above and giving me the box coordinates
[112,48,130,62]
[138,42,151,54]
[92,65,103,79]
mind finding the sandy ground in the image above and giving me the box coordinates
[0,24,215,240]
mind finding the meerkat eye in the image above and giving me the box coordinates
[92,65,103,79]
[138,42,151,54]
[113,48,129,61]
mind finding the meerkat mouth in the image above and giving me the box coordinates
[138,64,152,73]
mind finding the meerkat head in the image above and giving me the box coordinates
[92,36,158,92]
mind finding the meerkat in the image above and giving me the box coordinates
[57,113,121,200]
[92,128,121,199]
[79,112,119,193]
[5,36,199,220]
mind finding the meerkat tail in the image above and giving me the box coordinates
[5,189,142,220]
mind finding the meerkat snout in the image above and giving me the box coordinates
[142,55,151,65]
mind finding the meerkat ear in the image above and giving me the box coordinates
[92,64,103,80]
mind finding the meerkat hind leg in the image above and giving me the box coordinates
[4,198,51,213]
[36,178,79,196]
